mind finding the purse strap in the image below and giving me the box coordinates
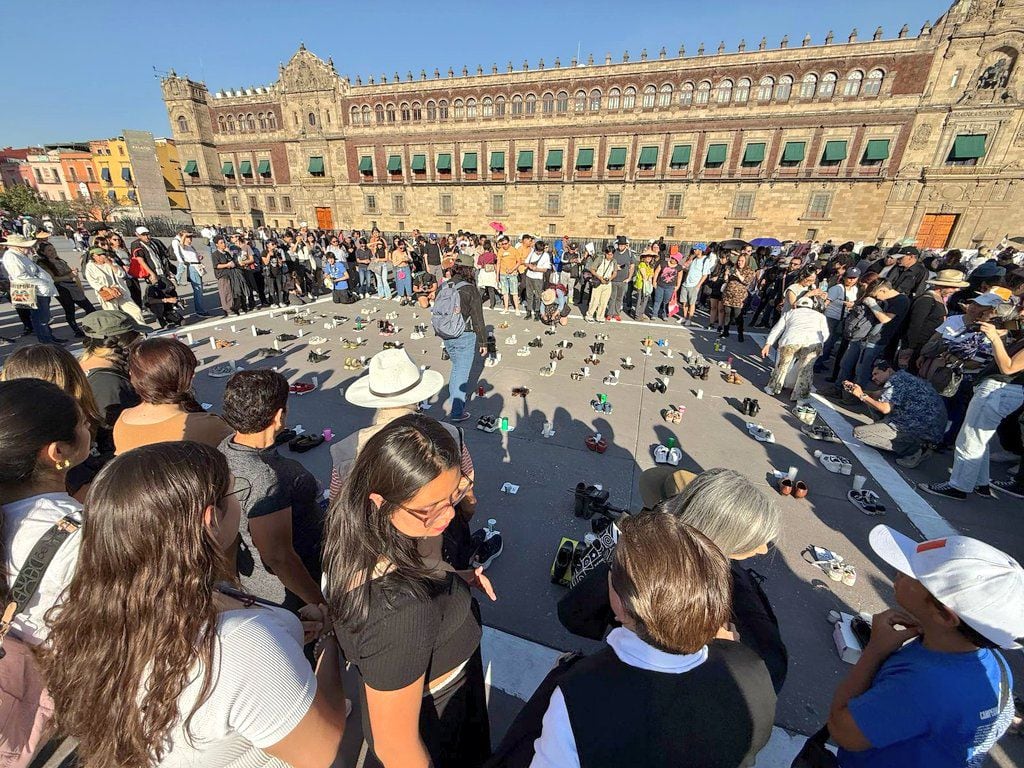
[0,514,81,655]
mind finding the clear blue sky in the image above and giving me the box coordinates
[2,0,943,147]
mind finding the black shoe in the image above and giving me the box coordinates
[749,399,760,417]
[741,397,752,415]
[307,350,330,363]
[582,486,610,520]
[277,333,298,342]
[254,327,271,336]
[551,541,575,585]
[470,531,504,570]
[441,348,450,360]
[572,482,588,517]
[737,332,745,343]
[918,482,967,500]
[591,513,613,535]
[991,480,1024,499]
[289,434,325,453]
[974,485,996,499]
[274,428,297,446]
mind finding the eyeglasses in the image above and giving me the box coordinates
[385,473,473,525]
[220,476,252,505]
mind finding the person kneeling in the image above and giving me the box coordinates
[539,288,570,328]
[413,269,438,308]
[528,512,776,767]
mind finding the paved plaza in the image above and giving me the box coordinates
[3,236,1022,767]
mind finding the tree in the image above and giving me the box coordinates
[0,184,51,217]
[64,192,128,222]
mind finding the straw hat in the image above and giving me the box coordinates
[540,289,556,305]
[638,467,697,509]
[0,235,38,249]
[927,269,970,288]
[345,349,444,408]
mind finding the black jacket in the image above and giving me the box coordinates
[887,261,930,299]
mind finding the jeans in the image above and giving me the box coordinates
[855,343,882,387]
[175,261,188,285]
[651,285,674,319]
[376,263,391,298]
[836,339,864,387]
[853,421,922,458]
[607,282,627,318]
[816,316,843,370]
[443,331,478,419]
[949,379,1024,492]
[357,266,372,295]
[30,296,56,343]
[394,270,413,297]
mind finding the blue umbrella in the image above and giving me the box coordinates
[750,237,781,247]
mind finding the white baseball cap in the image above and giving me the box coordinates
[135,226,149,235]
[870,525,1024,649]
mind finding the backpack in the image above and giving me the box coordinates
[431,280,469,339]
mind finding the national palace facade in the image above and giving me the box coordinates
[162,0,1024,248]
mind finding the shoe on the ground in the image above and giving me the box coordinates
[991,479,1024,499]
[276,333,298,342]
[974,484,996,499]
[895,447,930,469]
[207,363,235,378]
[289,434,325,452]
[470,531,504,570]
[253,327,271,335]
[289,382,316,395]
[254,347,279,359]
[918,481,966,500]
[308,349,330,363]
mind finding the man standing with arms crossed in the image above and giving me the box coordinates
[607,235,634,321]
[678,243,713,327]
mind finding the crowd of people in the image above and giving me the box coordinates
[1,214,1024,768]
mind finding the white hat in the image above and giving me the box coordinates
[795,296,816,309]
[345,349,444,409]
[869,525,1024,649]
[0,234,38,248]
[135,226,149,235]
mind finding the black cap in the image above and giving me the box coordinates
[616,235,628,245]
[898,246,921,257]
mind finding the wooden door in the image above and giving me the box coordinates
[315,206,333,230]
[915,214,958,249]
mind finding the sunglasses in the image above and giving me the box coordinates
[512,387,530,397]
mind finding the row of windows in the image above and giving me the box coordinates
[229,194,292,211]
[360,189,834,222]
[213,111,280,134]
[348,70,885,125]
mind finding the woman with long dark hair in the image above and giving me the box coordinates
[113,337,232,453]
[324,413,495,767]
[719,252,756,342]
[40,441,348,768]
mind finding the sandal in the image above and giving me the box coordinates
[818,454,853,475]
[504,335,518,346]
[214,338,235,349]
[847,489,887,515]
[516,346,530,357]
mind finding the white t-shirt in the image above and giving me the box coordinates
[159,607,316,768]
[526,251,552,279]
[1,493,82,645]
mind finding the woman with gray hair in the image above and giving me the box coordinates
[558,467,787,693]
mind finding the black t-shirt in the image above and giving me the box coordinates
[655,257,681,287]
[424,241,443,268]
[85,367,140,451]
[213,248,237,271]
[413,271,438,292]
[868,293,911,345]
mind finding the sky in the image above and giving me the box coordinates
[2,0,944,147]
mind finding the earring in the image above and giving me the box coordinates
[55,459,71,471]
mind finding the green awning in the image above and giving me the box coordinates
[387,155,401,173]
[240,160,253,176]
[742,143,766,164]
[221,161,234,176]
[358,156,373,173]
[864,139,890,161]
[950,134,986,160]
[489,151,505,171]
[517,150,534,170]
[637,146,658,167]
[545,149,563,170]
[781,142,806,162]
[822,140,848,162]
[705,144,727,165]
[607,147,627,168]
[670,145,691,167]
[183,160,198,175]
[257,159,271,175]
[411,154,426,172]
[576,148,594,168]
[437,153,452,171]
[462,152,478,171]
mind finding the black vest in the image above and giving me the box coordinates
[560,640,776,768]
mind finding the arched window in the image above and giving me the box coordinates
[864,69,884,96]
[695,81,711,105]
[757,76,774,101]
[679,82,694,107]
[495,96,506,116]
[574,89,587,112]
[226,115,235,132]
[400,102,411,121]
[735,78,751,104]
[590,89,601,111]
[716,79,733,104]
[426,100,436,120]
[482,97,493,117]
[308,111,316,127]
[607,88,621,109]
[819,72,838,98]
[556,91,569,112]
[237,114,246,132]
[511,94,523,115]
[267,112,277,130]
[412,102,422,120]
[259,112,268,130]
[623,86,637,108]
[799,73,818,99]
[658,83,673,107]
[361,105,371,124]
[247,113,256,131]
[453,99,465,119]
[375,104,385,123]
[438,100,449,119]
[525,93,537,115]
[775,75,793,102]
[218,115,226,132]
[542,92,555,114]
[843,70,863,97]
[386,104,396,122]
[642,85,656,108]
[466,98,477,117]
[176,115,189,133]
[349,106,359,125]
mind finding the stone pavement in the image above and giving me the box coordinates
[2,236,1020,766]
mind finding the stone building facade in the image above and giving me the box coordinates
[162,0,1024,248]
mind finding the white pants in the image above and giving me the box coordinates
[100,296,146,325]
[950,379,1024,491]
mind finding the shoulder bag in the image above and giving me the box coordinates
[8,283,37,310]
[0,515,81,768]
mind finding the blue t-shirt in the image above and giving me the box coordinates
[838,641,1013,768]
[324,261,348,289]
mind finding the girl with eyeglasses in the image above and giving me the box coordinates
[324,413,496,767]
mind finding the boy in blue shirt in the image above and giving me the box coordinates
[829,525,1023,767]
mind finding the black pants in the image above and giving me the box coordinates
[749,294,778,327]
[265,274,287,305]
[54,283,96,333]
[15,305,33,332]
[126,276,143,308]
[722,304,745,339]
[331,288,354,304]
[480,286,499,309]
[241,269,263,306]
